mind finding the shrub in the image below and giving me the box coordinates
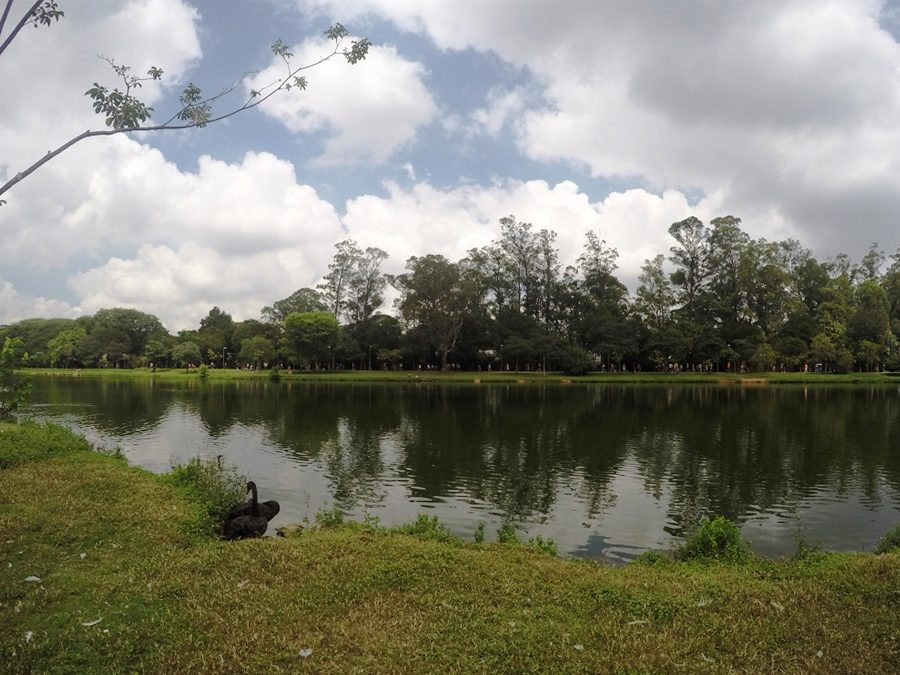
[315,507,345,528]
[395,514,461,544]
[497,521,521,545]
[197,364,209,379]
[527,535,558,556]
[473,522,486,544]
[675,516,751,562]
[163,457,246,536]
[268,366,281,381]
[874,523,900,554]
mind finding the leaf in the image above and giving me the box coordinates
[24,631,33,643]
[81,618,103,627]
[298,648,313,658]
[24,576,41,582]
[627,619,649,626]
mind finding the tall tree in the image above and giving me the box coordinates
[261,288,326,324]
[392,255,481,370]
[318,239,363,320]
[345,246,389,323]
[283,311,339,367]
[668,216,710,327]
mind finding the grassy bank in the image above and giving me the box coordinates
[1,422,898,673]
[22,366,900,385]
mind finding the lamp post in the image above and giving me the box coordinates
[368,344,373,370]
[499,342,503,372]
[329,345,334,371]
[222,347,227,369]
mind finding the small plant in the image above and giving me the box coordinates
[633,550,670,566]
[268,366,281,381]
[474,521,485,544]
[793,535,827,562]
[362,512,383,532]
[197,364,209,379]
[527,535,558,556]
[497,521,521,545]
[315,507,345,528]
[874,523,900,554]
[395,513,461,544]
[675,516,751,562]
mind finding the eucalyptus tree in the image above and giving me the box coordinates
[345,246,389,324]
[667,216,711,328]
[706,216,750,331]
[318,239,362,320]
[569,231,633,367]
[0,2,369,203]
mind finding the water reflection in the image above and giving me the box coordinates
[25,377,900,563]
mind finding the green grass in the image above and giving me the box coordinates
[1,422,899,672]
[22,366,900,385]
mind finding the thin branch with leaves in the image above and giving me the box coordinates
[0,10,370,202]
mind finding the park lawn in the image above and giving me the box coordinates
[22,366,900,385]
[1,421,898,673]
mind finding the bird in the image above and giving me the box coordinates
[222,481,280,540]
[222,481,272,540]
[222,511,267,540]
[224,481,280,523]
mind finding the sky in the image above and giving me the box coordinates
[2,0,900,331]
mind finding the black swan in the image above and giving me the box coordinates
[222,482,273,540]
[224,481,280,522]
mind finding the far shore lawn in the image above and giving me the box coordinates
[22,366,900,385]
[2,421,899,673]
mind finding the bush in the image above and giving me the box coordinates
[473,522,486,544]
[527,535,558,556]
[874,523,900,554]
[268,366,281,381]
[675,516,751,562]
[162,457,246,536]
[315,507,345,528]
[197,364,209,379]
[497,521,521,545]
[395,514,461,544]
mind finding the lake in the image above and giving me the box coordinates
[23,376,900,564]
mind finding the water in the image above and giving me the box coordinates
[23,376,900,564]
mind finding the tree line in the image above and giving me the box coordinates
[3,214,900,374]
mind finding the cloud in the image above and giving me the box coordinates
[300,0,900,258]
[0,279,79,325]
[342,179,724,288]
[247,40,439,165]
[56,150,345,331]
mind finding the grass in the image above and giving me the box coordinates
[22,366,900,385]
[1,422,899,673]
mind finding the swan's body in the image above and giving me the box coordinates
[222,481,273,540]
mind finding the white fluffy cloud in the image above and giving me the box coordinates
[301,0,900,257]
[0,280,78,325]
[343,179,723,288]
[248,39,438,165]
